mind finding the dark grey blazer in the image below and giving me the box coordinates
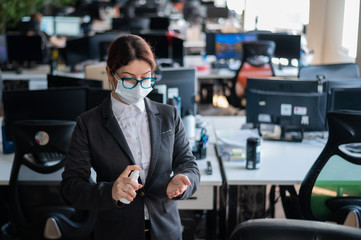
[60,95,200,240]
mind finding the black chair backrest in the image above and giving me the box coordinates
[229,218,361,240]
[299,110,361,221]
[9,120,96,239]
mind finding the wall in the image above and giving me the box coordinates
[307,0,355,64]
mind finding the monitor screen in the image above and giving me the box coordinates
[139,34,184,66]
[149,17,170,30]
[324,78,361,112]
[134,7,158,17]
[157,67,197,117]
[87,88,111,109]
[6,35,43,63]
[215,33,257,60]
[112,17,131,31]
[246,78,328,133]
[257,33,301,60]
[41,16,55,36]
[55,16,82,37]
[205,32,216,56]
[138,33,169,59]
[88,32,121,60]
[329,87,361,111]
[0,34,7,64]
[171,36,185,66]
[206,6,229,19]
[64,36,90,71]
[3,87,88,141]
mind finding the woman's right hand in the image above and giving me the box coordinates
[112,165,142,203]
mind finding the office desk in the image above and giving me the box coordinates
[0,124,222,239]
[200,116,326,184]
[2,65,49,90]
[200,115,327,236]
[0,154,12,185]
[0,146,222,201]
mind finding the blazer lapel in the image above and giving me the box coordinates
[101,95,135,165]
[144,98,161,184]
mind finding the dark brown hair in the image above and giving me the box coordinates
[106,34,156,72]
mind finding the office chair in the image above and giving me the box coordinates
[280,110,361,227]
[229,218,361,240]
[227,40,276,108]
[9,120,96,240]
[298,63,360,79]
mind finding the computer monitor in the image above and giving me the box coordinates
[88,32,121,60]
[139,34,185,66]
[157,67,197,117]
[205,32,216,56]
[246,78,328,140]
[55,16,82,37]
[47,74,103,89]
[112,17,131,31]
[0,34,7,65]
[87,88,111,109]
[6,35,43,64]
[41,16,55,36]
[324,78,361,112]
[215,33,257,60]
[64,36,90,71]
[3,87,88,141]
[139,33,169,59]
[64,33,121,71]
[149,17,170,31]
[329,87,361,111]
[206,6,229,19]
[171,36,185,66]
[134,7,158,17]
[257,33,301,60]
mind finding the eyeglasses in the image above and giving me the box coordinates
[112,71,157,89]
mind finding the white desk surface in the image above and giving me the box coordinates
[0,153,13,185]
[0,130,222,187]
[200,116,327,186]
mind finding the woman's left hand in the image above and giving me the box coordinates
[166,174,191,199]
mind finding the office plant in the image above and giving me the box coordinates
[0,0,77,34]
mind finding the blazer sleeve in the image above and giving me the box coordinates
[170,106,201,200]
[60,115,118,211]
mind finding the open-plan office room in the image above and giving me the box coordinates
[1,0,361,240]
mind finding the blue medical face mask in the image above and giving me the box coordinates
[114,79,153,105]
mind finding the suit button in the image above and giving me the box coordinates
[139,191,145,197]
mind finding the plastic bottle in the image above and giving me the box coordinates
[119,170,140,204]
[182,110,195,139]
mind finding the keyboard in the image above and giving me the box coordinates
[34,152,65,164]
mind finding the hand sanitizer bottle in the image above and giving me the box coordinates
[119,170,140,204]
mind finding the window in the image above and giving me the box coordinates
[342,0,360,59]
[227,0,309,34]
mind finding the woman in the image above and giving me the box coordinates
[60,34,200,240]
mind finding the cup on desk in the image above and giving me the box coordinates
[246,137,261,169]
